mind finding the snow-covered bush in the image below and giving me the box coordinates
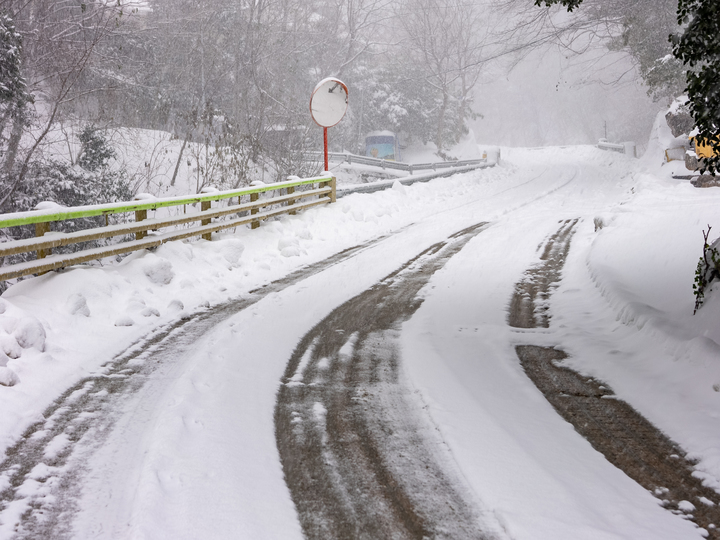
[0,130,134,287]
[693,226,720,313]
[77,125,116,172]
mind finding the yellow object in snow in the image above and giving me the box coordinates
[692,137,719,159]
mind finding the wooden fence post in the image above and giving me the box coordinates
[198,186,219,240]
[201,200,211,240]
[250,193,260,229]
[35,222,50,260]
[330,176,337,203]
[287,186,296,215]
[135,209,147,240]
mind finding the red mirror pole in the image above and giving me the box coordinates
[324,127,329,172]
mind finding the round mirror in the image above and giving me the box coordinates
[310,78,349,128]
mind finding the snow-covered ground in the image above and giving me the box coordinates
[401,146,720,539]
[1,119,719,538]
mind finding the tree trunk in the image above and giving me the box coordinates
[170,135,189,186]
[435,90,449,157]
[2,112,24,179]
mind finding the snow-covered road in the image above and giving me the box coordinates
[1,146,719,539]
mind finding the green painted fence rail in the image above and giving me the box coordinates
[0,174,334,227]
[0,174,335,281]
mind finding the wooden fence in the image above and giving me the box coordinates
[0,174,335,281]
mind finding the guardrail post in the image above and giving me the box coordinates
[35,222,50,260]
[198,186,219,239]
[201,200,211,240]
[135,209,147,240]
[287,186,296,215]
[329,176,336,203]
[409,164,414,175]
[250,193,260,229]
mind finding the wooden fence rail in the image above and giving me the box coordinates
[0,174,335,281]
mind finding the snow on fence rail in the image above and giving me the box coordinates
[597,139,637,157]
[305,151,491,174]
[0,174,335,281]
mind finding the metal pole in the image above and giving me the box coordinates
[324,127,329,172]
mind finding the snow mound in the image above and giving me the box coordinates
[220,239,245,265]
[167,299,184,311]
[143,256,175,285]
[281,246,301,258]
[278,237,301,258]
[141,307,160,317]
[14,317,46,351]
[0,334,22,359]
[34,201,64,211]
[66,293,90,317]
[0,367,19,387]
[678,500,695,512]
[114,316,134,327]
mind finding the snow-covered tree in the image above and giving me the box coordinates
[671,0,720,174]
[0,0,127,210]
[397,0,485,155]
[535,0,719,173]
[524,0,683,102]
[0,13,29,110]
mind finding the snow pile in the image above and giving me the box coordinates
[0,299,47,387]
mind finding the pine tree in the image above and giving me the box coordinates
[0,13,30,110]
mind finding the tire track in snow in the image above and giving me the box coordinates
[0,231,403,540]
[276,222,502,540]
[509,219,720,538]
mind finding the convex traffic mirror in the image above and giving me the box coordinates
[310,78,349,128]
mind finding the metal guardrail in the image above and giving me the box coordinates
[597,139,636,157]
[0,174,335,281]
[305,151,488,174]
[337,161,494,198]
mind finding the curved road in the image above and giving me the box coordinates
[0,158,716,539]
